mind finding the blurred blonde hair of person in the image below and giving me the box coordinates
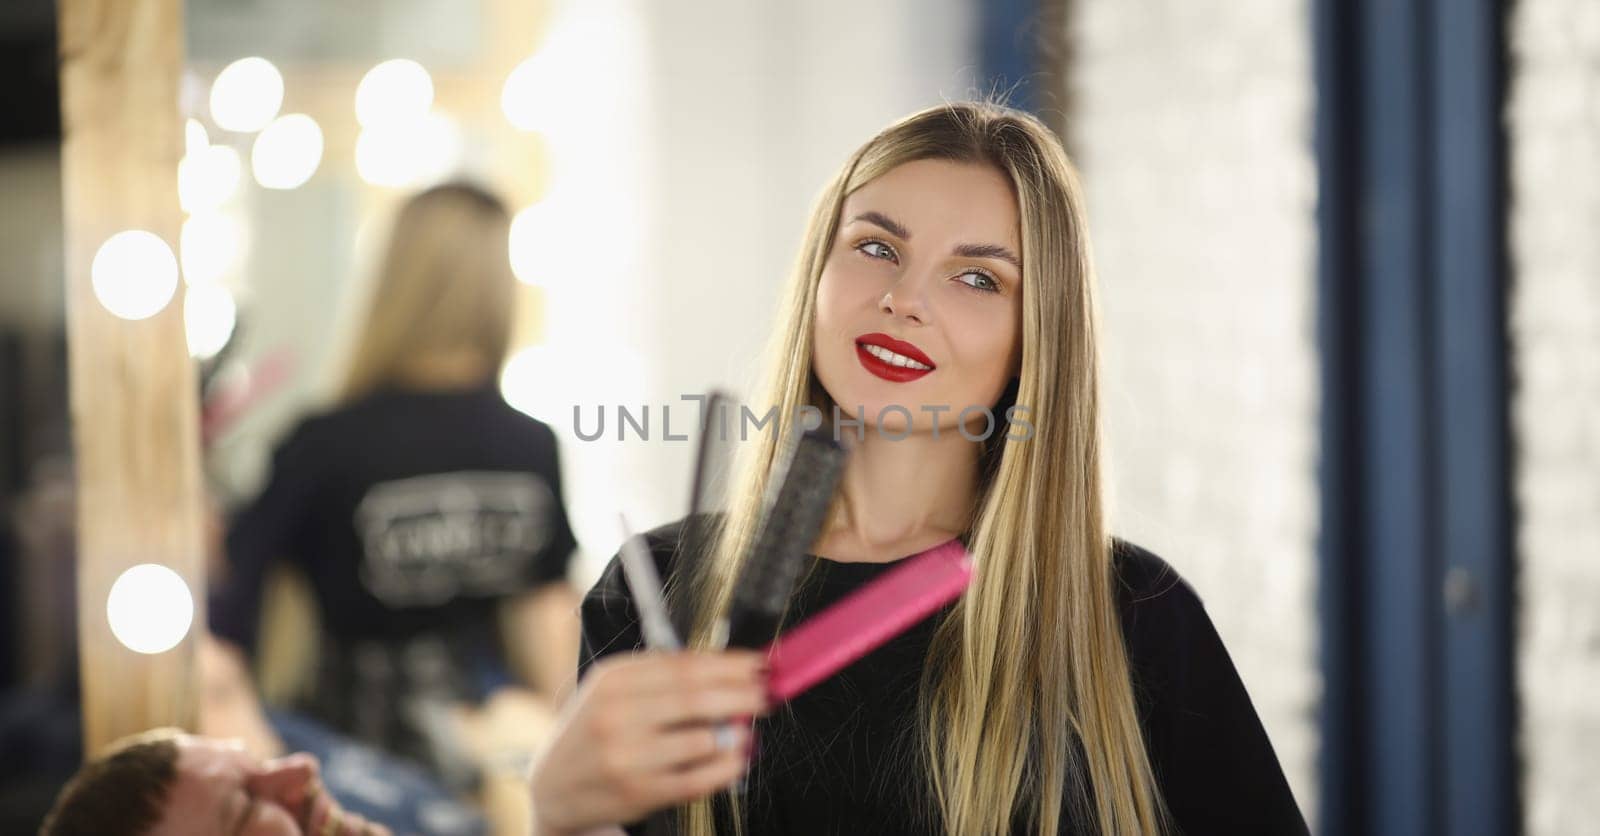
[339,182,516,402]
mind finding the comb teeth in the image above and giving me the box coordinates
[725,429,848,648]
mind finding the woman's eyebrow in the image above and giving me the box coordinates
[849,211,1022,268]
[848,211,911,240]
[954,242,1022,269]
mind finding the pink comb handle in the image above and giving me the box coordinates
[763,539,973,702]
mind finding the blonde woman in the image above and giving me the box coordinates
[210,183,581,784]
[530,104,1307,834]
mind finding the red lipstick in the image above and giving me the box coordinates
[855,332,935,383]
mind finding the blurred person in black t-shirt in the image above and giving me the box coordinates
[209,183,581,788]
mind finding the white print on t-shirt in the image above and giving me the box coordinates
[353,471,555,606]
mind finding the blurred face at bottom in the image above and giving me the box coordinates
[151,737,383,836]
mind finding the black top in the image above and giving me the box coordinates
[578,518,1309,835]
[210,384,578,774]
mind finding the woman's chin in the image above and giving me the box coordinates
[817,401,931,439]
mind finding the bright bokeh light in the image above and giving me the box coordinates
[106,564,194,655]
[501,55,554,132]
[251,113,323,189]
[177,144,242,214]
[185,283,238,359]
[508,205,541,285]
[502,46,595,132]
[185,119,210,158]
[209,57,284,133]
[355,59,434,128]
[497,0,657,579]
[500,343,646,428]
[507,168,646,296]
[354,112,462,188]
[180,211,248,286]
[500,345,572,426]
[353,128,408,188]
[501,0,648,292]
[502,7,640,134]
[508,201,578,286]
[91,231,179,321]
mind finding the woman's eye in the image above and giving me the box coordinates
[857,240,897,262]
[957,271,999,293]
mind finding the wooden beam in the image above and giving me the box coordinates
[56,0,205,754]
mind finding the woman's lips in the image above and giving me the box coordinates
[855,342,934,383]
[856,332,935,367]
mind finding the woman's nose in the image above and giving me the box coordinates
[878,272,932,325]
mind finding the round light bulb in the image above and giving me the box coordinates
[355,59,434,127]
[251,113,323,189]
[185,283,238,359]
[106,564,194,655]
[354,112,462,188]
[509,203,553,285]
[177,144,242,214]
[91,230,179,321]
[501,54,557,132]
[500,346,552,422]
[209,57,284,133]
[180,211,248,287]
[185,118,210,158]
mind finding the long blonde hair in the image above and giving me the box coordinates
[673,102,1170,835]
[338,183,516,403]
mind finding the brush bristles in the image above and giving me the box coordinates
[726,430,848,647]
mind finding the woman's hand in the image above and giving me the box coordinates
[528,650,770,834]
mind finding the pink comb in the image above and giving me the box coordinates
[763,539,973,702]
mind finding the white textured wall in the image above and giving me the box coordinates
[1508,2,1600,833]
[1066,0,1321,823]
